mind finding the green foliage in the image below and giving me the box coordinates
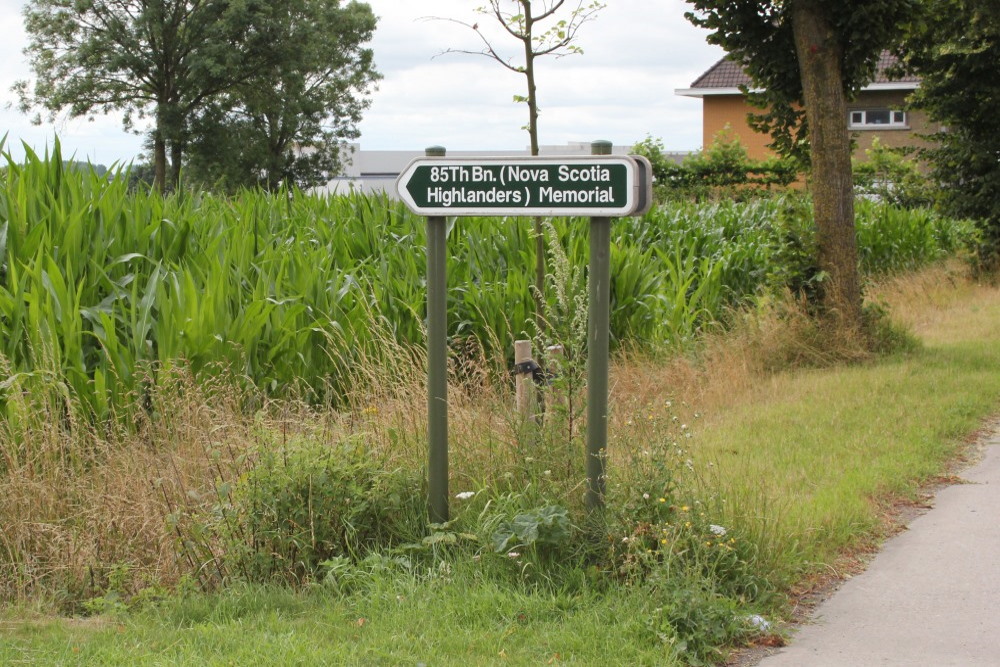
[0,143,976,426]
[635,131,798,202]
[596,411,776,663]
[442,0,605,330]
[526,220,590,446]
[903,0,1000,272]
[214,436,424,583]
[644,580,753,666]
[684,1,919,163]
[861,300,922,356]
[185,0,380,192]
[491,505,573,556]
[852,138,933,209]
[631,135,678,184]
[855,199,974,275]
[683,1,920,325]
[764,195,823,301]
[16,0,378,192]
[10,273,1000,662]
[16,0,282,190]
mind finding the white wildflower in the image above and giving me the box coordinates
[709,524,727,537]
[455,491,475,500]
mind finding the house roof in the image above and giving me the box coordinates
[677,51,919,97]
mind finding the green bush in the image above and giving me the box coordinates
[491,505,573,558]
[633,131,798,203]
[220,437,425,583]
[644,579,754,666]
[853,138,934,209]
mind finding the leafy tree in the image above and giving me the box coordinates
[684,1,917,329]
[433,0,605,328]
[17,0,282,192]
[185,0,379,192]
[902,0,1000,271]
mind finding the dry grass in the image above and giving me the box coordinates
[3,260,996,609]
[867,259,1000,345]
[0,339,536,607]
[0,369,256,605]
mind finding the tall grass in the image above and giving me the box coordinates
[0,141,974,427]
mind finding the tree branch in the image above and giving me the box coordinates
[423,17,524,73]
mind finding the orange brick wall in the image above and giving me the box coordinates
[702,95,776,161]
[701,90,932,162]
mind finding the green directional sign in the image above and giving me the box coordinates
[396,156,644,217]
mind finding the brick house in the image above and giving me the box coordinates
[676,52,933,161]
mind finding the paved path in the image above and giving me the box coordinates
[758,432,1000,666]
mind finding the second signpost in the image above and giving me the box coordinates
[396,141,653,523]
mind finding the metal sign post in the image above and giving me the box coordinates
[397,143,652,520]
[424,146,450,524]
[586,140,612,510]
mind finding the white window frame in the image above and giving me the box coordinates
[848,109,908,129]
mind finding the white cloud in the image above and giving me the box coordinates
[357,0,722,151]
[1,0,723,164]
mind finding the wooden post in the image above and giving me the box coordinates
[514,339,535,417]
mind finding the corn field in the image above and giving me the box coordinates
[0,143,973,425]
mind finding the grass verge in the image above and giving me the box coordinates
[3,262,1000,665]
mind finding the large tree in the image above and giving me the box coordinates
[685,1,917,330]
[902,0,1000,271]
[185,0,379,192]
[16,0,280,192]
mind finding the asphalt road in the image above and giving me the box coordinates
[757,430,1000,666]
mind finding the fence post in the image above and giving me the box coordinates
[514,339,535,417]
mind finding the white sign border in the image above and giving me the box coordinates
[395,155,641,217]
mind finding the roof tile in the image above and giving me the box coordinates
[689,51,918,89]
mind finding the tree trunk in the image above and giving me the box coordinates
[153,132,167,194]
[169,141,183,192]
[522,0,546,332]
[791,1,862,331]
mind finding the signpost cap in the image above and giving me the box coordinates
[425,146,447,157]
[591,140,613,156]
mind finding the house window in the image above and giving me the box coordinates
[849,109,907,129]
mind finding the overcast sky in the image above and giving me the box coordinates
[0,0,725,166]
